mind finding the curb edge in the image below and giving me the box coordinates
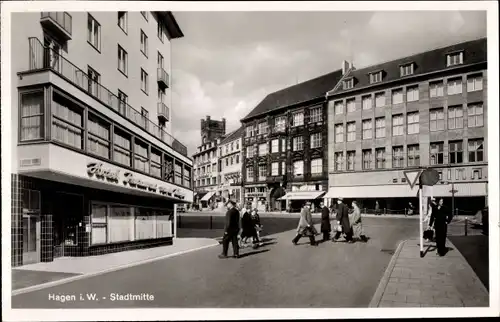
[368,239,407,308]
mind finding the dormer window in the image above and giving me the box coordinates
[369,71,383,84]
[400,63,414,77]
[343,78,354,90]
[447,51,464,67]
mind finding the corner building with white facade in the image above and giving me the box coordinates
[217,126,245,206]
[324,38,487,215]
[10,11,193,267]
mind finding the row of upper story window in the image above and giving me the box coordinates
[219,140,241,157]
[87,12,169,53]
[193,150,218,165]
[245,106,323,137]
[87,13,169,104]
[19,90,191,188]
[333,102,484,142]
[88,65,168,117]
[220,153,241,170]
[341,51,469,90]
[87,27,167,92]
[245,158,323,182]
[195,155,242,176]
[243,139,484,179]
[333,138,484,171]
[245,133,322,158]
[195,174,242,188]
[244,73,483,137]
[195,177,218,187]
[195,163,217,175]
[335,73,483,113]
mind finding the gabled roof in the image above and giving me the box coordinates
[328,37,487,96]
[220,126,244,145]
[241,69,343,122]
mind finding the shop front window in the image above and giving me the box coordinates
[135,208,155,240]
[108,205,133,243]
[156,210,173,238]
[91,203,107,245]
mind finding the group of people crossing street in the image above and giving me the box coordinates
[218,196,454,259]
[293,198,368,246]
[218,200,264,259]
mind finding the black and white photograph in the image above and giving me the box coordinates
[1,1,499,320]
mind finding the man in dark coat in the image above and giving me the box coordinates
[333,198,353,243]
[219,200,240,259]
[320,202,331,242]
[429,198,452,256]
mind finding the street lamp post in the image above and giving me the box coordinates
[443,179,457,216]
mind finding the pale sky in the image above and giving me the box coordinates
[170,11,487,156]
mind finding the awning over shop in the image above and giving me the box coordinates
[324,182,487,199]
[324,185,418,199]
[279,191,325,200]
[201,191,216,201]
[422,182,487,197]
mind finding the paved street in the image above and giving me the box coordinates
[12,217,418,308]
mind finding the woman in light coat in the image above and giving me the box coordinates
[350,201,368,242]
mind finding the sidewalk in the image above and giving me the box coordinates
[12,238,218,294]
[370,238,489,307]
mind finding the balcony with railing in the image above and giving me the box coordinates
[24,37,188,157]
[40,12,72,41]
[158,102,169,122]
[157,68,170,89]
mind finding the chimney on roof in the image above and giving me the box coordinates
[206,115,211,121]
[342,60,351,75]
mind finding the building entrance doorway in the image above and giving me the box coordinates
[53,192,84,258]
[23,214,41,264]
[21,188,42,265]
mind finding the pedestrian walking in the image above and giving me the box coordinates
[375,200,381,216]
[428,198,452,256]
[350,201,368,242]
[333,198,354,243]
[320,201,331,242]
[240,205,256,247]
[219,200,240,259]
[251,208,263,245]
[292,202,318,246]
[407,202,415,216]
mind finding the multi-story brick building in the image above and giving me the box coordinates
[324,38,488,214]
[192,116,226,209]
[10,11,193,266]
[241,69,344,212]
[217,126,245,206]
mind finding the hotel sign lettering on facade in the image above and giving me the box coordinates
[86,162,185,200]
